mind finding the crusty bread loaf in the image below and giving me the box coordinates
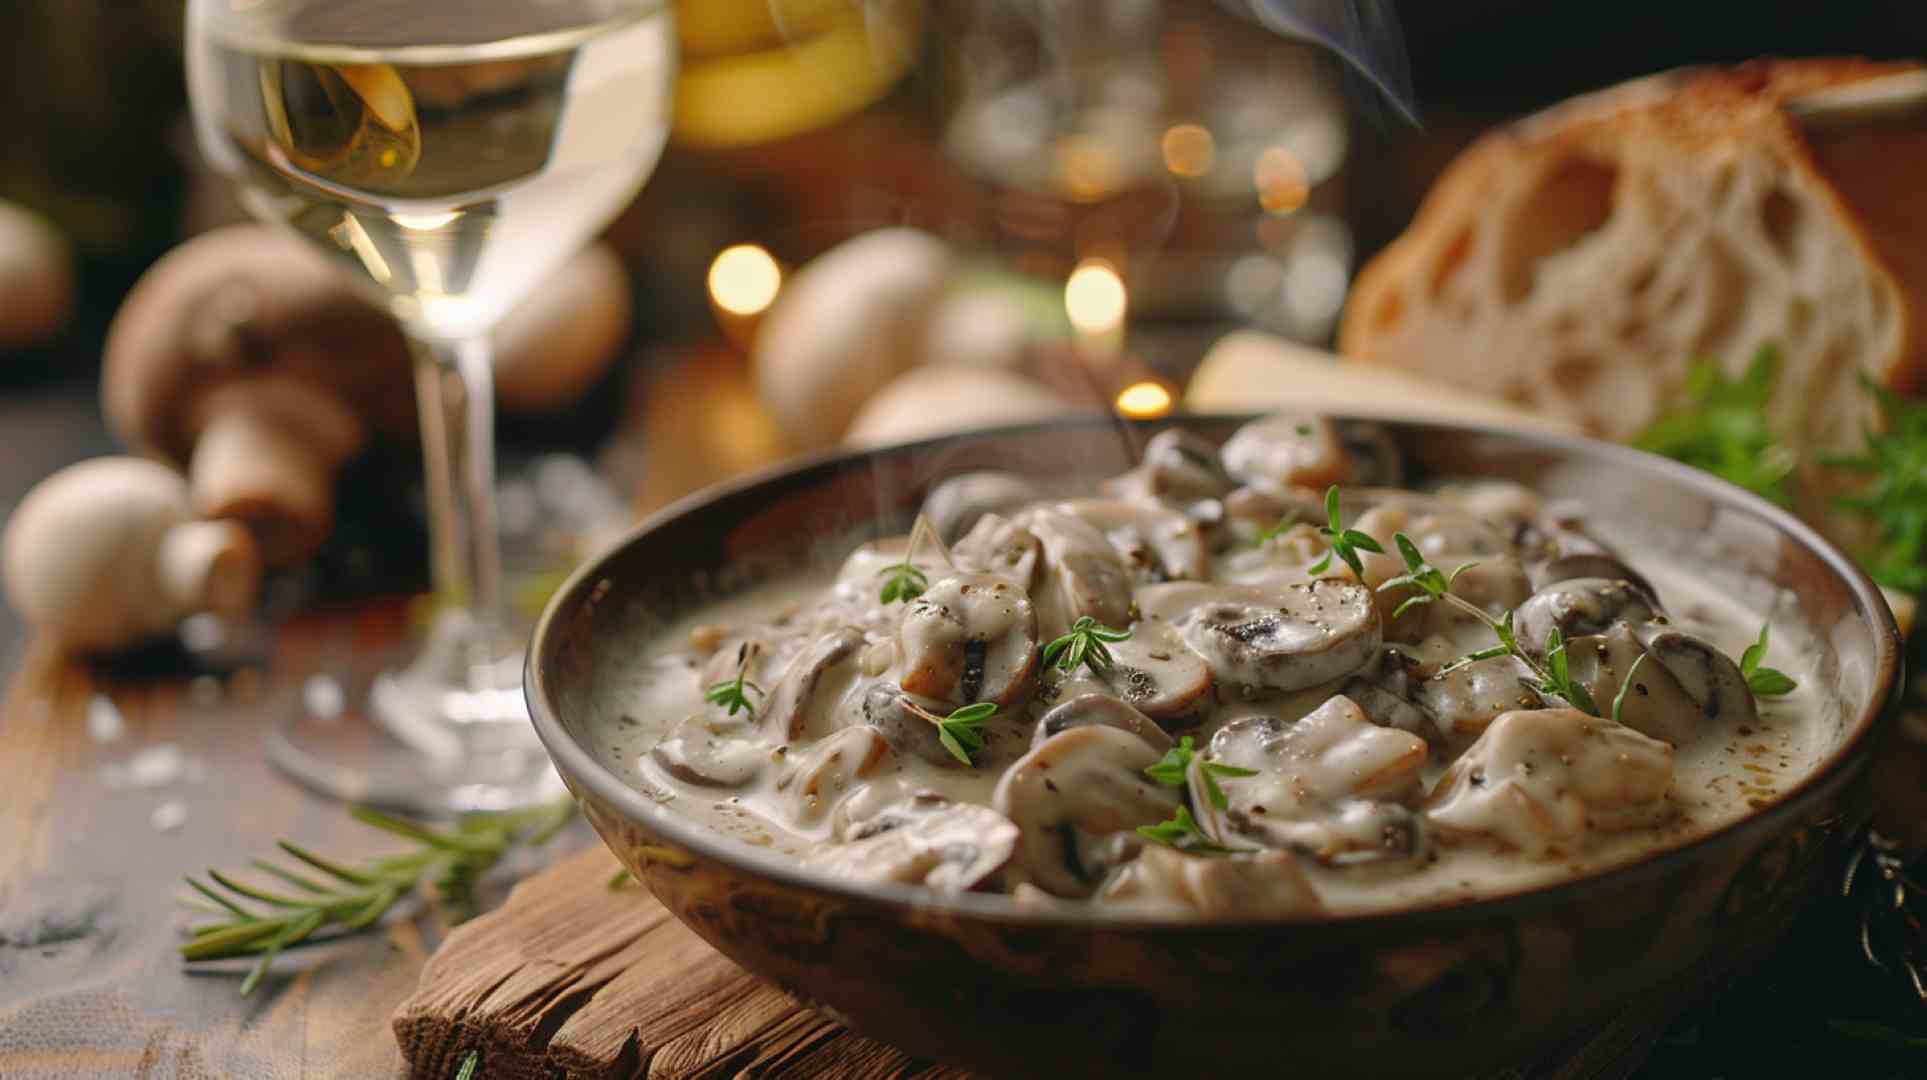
[1340,59,1927,456]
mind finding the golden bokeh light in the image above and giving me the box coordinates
[1254,146,1309,215]
[1161,123,1216,178]
[1065,259,1128,336]
[1115,380,1173,419]
[707,244,783,317]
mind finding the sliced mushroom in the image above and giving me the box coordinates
[992,726,1179,898]
[1425,708,1675,856]
[1559,623,1758,745]
[1139,580,1382,694]
[1100,428,1231,505]
[1433,479,1542,527]
[1198,697,1430,865]
[1094,618,1215,722]
[763,627,866,741]
[921,471,1042,543]
[1096,845,1323,919]
[1032,693,1174,751]
[1220,412,1350,492]
[950,512,1042,590]
[809,792,1020,891]
[1514,578,1663,655]
[859,682,948,766]
[1014,506,1135,634]
[649,714,766,788]
[1415,653,1541,757]
[1059,497,1209,583]
[1341,645,1438,741]
[898,573,1038,706]
[1222,485,1325,537]
[1335,421,1405,488]
[1530,553,1660,599]
[773,725,892,828]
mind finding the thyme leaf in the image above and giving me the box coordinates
[1739,622,1799,697]
[903,699,998,766]
[1143,735,1257,810]
[1041,616,1133,676]
[1307,485,1384,577]
[1135,806,1231,853]
[703,644,764,719]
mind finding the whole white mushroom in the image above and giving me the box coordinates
[752,228,954,449]
[2,457,260,653]
[843,366,1083,448]
[0,200,77,350]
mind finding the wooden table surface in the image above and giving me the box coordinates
[2,351,1923,1080]
[0,348,788,1079]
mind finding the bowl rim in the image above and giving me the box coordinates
[527,412,1903,931]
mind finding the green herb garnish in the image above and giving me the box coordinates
[1135,806,1230,853]
[904,699,998,766]
[1739,622,1798,697]
[1825,375,1927,592]
[1384,523,1603,716]
[1611,653,1648,726]
[1144,735,1257,810]
[1041,616,1133,676]
[1633,346,1796,507]
[1307,484,1385,577]
[456,1051,481,1080]
[703,644,764,719]
[878,513,945,604]
[180,797,576,995]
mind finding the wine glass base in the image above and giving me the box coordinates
[267,624,565,817]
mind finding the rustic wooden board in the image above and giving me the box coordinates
[392,846,1699,1080]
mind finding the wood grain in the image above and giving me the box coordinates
[392,846,957,1080]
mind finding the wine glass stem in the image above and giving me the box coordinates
[411,334,505,651]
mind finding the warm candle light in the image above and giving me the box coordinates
[1115,380,1173,419]
[1254,146,1309,215]
[1065,259,1127,337]
[1161,123,1216,178]
[708,244,782,317]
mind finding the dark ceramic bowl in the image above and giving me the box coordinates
[527,415,1902,1078]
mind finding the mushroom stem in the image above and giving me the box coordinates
[156,519,260,615]
[189,379,365,566]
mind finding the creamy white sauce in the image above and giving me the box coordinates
[587,478,1830,917]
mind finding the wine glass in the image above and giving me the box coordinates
[184,0,675,813]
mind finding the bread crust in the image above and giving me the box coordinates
[1341,58,1926,447]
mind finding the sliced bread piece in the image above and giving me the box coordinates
[1339,58,1927,457]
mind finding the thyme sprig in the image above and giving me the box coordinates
[1307,485,1385,577]
[1144,736,1257,810]
[878,513,950,604]
[1740,623,1799,696]
[703,643,764,719]
[180,797,576,995]
[1041,616,1133,676]
[1135,806,1231,853]
[903,699,998,766]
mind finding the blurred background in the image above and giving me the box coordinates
[4,0,1927,667]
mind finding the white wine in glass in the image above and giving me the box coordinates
[186,0,675,813]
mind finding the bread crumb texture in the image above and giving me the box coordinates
[1341,58,1927,455]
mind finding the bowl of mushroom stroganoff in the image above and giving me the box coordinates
[528,412,1900,1078]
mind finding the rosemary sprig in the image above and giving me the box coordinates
[180,797,576,995]
[1136,806,1231,853]
[902,699,998,766]
[703,643,764,719]
[1307,485,1385,577]
[1144,735,1257,810]
[1824,375,1927,593]
[1633,346,1797,507]
[1041,616,1133,676]
[1739,622,1799,696]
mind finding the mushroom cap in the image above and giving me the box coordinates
[102,225,415,466]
